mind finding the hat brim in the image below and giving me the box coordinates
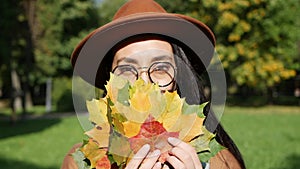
[72,13,215,88]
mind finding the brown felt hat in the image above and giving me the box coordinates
[71,0,216,89]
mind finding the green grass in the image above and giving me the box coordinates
[0,117,84,169]
[0,106,299,169]
[221,106,300,169]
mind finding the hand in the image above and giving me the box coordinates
[125,144,162,169]
[164,137,203,169]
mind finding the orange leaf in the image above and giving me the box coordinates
[96,155,111,169]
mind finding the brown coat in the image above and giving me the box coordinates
[61,143,242,169]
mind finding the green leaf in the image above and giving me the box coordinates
[117,82,130,106]
[209,137,225,156]
[182,101,197,115]
[197,138,225,163]
[72,149,90,169]
[197,102,208,118]
[198,151,212,163]
[182,101,207,118]
[189,126,215,152]
[107,97,114,106]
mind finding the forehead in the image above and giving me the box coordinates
[112,40,174,66]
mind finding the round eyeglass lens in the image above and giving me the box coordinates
[112,65,138,83]
[149,62,175,87]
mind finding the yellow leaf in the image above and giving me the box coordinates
[115,102,149,123]
[129,79,156,112]
[130,90,151,112]
[148,88,166,119]
[81,139,107,168]
[122,121,142,137]
[111,110,127,135]
[181,115,204,142]
[158,91,183,130]
[87,99,108,124]
[85,123,111,147]
[166,113,204,142]
[105,73,128,103]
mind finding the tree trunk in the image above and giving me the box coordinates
[21,0,37,114]
[45,77,52,113]
[11,69,23,122]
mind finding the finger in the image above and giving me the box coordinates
[162,163,170,169]
[168,137,202,169]
[153,162,162,169]
[166,156,185,169]
[167,137,181,147]
[139,149,161,169]
[125,144,150,169]
[170,147,194,169]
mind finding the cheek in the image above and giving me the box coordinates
[159,82,175,92]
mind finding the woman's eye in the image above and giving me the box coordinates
[113,66,137,76]
[154,65,170,72]
[120,67,134,72]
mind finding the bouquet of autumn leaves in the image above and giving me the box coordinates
[73,73,223,169]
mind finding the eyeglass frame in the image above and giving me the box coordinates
[112,61,177,87]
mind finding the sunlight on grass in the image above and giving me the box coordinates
[0,117,83,169]
[0,106,299,169]
[222,106,300,169]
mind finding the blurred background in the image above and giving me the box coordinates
[0,0,299,168]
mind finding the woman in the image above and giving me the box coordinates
[63,0,245,168]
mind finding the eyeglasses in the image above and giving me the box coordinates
[112,62,176,87]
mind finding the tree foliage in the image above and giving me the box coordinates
[0,0,34,111]
[34,0,100,82]
[0,0,100,114]
[157,0,300,92]
[0,1,25,88]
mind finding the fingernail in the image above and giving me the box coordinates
[168,137,180,146]
[152,149,161,156]
[154,162,162,168]
[141,144,150,151]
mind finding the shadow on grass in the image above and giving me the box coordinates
[0,118,61,139]
[0,158,57,169]
[226,95,300,107]
[271,153,300,169]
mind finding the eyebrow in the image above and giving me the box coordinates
[150,55,174,62]
[116,55,173,65]
[116,57,137,65]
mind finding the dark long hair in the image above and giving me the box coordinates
[172,44,246,169]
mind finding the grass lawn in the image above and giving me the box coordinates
[0,106,299,169]
[0,116,84,169]
[221,106,300,169]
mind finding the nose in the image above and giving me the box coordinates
[139,71,150,84]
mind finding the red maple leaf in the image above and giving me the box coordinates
[129,115,179,162]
